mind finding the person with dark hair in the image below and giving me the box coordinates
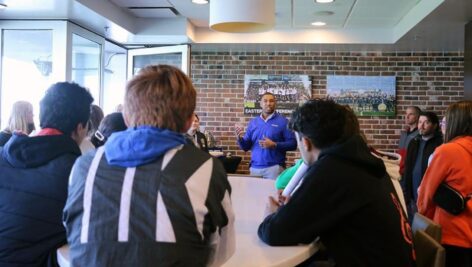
[402,111,443,219]
[234,92,297,179]
[80,104,104,153]
[63,65,234,266]
[398,106,421,175]
[0,82,93,266]
[90,112,127,148]
[418,101,472,267]
[258,99,415,267]
[186,113,209,152]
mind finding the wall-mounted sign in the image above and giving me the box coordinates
[244,75,311,114]
[327,75,396,116]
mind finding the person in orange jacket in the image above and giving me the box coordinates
[417,100,472,267]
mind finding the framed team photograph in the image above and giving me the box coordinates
[243,75,311,114]
[327,75,396,116]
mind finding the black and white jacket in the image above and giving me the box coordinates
[64,144,235,267]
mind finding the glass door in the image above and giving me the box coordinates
[127,45,190,78]
[68,23,105,106]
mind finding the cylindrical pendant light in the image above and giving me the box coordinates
[210,0,275,33]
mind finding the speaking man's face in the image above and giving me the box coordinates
[260,94,276,115]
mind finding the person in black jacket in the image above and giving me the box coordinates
[402,111,443,219]
[0,82,93,266]
[258,99,415,267]
[186,113,209,152]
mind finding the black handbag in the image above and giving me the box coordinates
[433,183,471,215]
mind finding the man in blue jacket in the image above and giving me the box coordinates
[235,92,296,179]
[0,82,93,266]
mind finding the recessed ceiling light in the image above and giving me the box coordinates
[192,0,209,4]
[311,21,326,26]
[315,0,334,3]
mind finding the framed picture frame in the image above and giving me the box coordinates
[327,75,396,116]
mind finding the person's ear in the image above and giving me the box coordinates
[301,136,312,151]
[71,122,87,145]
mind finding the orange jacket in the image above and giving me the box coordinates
[417,136,472,248]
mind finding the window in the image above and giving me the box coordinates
[1,30,53,129]
[71,34,101,105]
[103,41,126,115]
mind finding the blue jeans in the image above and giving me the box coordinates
[250,165,284,180]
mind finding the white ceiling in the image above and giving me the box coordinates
[0,0,471,51]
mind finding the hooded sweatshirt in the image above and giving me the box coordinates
[258,135,415,267]
[417,135,472,248]
[105,126,187,167]
[0,133,81,266]
[63,126,235,267]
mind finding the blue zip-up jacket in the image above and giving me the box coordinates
[238,112,296,168]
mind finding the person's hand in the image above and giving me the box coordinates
[264,196,281,217]
[278,194,290,205]
[258,136,276,149]
[277,190,290,205]
[234,124,243,140]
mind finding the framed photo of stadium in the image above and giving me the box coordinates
[327,75,396,116]
[243,75,311,114]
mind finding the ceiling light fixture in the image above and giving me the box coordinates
[311,21,326,26]
[0,3,7,9]
[192,0,209,4]
[210,0,275,33]
[315,0,334,3]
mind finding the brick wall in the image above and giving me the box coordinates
[190,51,464,173]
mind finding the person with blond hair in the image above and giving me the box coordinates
[0,100,35,146]
[417,100,472,267]
[64,65,235,266]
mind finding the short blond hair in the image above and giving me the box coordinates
[124,65,196,132]
[5,101,33,134]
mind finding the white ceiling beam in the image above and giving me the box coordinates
[393,0,444,42]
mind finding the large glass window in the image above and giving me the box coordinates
[1,30,53,129]
[128,45,190,77]
[132,53,183,75]
[103,41,126,115]
[71,34,101,104]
